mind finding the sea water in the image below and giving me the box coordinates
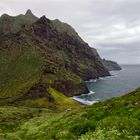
[72,65,140,105]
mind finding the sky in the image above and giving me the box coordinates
[0,0,140,64]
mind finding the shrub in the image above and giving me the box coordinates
[79,128,140,140]
[70,120,96,137]
[98,116,140,135]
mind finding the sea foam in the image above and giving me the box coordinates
[71,90,97,105]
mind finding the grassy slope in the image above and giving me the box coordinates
[0,40,81,109]
[0,45,43,103]
[0,88,140,140]
[19,88,80,110]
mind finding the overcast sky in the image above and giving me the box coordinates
[0,0,140,64]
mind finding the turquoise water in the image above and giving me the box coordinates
[72,65,140,105]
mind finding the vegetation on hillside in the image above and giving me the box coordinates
[0,41,80,109]
[0,10,110,109]
[0,45,43,103]
[0,88,140,140]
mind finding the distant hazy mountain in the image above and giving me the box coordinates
[91,48,121,71]
[102,59,122,71]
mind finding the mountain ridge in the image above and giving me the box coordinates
[0,10,38,35]
[0,10,110,109]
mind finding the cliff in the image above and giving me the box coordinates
[0,10,110,108]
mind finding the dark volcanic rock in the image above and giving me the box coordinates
[15,83,54,102]
[51,80,89,97]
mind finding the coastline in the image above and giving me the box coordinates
[72,69,123,105]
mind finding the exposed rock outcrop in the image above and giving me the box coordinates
[51,80,89,97]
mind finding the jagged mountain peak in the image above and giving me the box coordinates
[24,9,38,19]
[25,9,33,16]
[37,15,51,24]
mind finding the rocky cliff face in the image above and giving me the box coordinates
[102,59,122,71]
[24,15,110,79]
[0,10,110,107]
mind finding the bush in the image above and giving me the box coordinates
[98,116,140,135]
[6,133,22,140]
[79,128,140,140]
[70,120,96,136]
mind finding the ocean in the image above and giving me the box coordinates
[72,65,140,105]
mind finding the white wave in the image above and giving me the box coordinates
[88,91,95,95]
[99,77,106,80]
[103,75,115,79]
[94,79,97,82]
[71,91,96,105]
[111,74,118,77]
[89,79,94,82]
[86,73,121,83]
[79,90,95,96]
[71,96,98,105]
[99,75,116,80]
[86,79,97,83]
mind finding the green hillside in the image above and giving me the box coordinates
[0,88,140,140]
[0,11,110,109]
[0,45,43,102]
[0,41,80,109]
